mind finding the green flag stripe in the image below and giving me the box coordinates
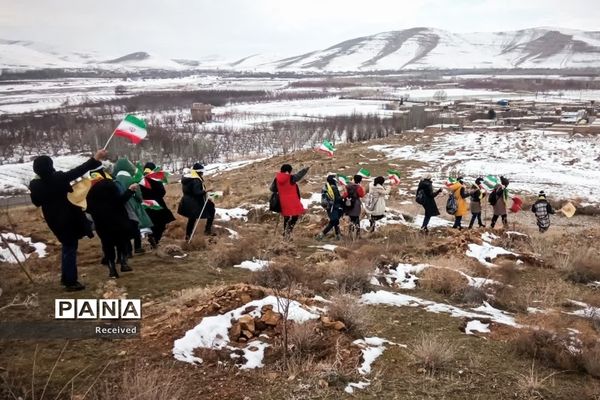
[124,114,146,129]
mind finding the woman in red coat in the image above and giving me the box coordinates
[270,164,309,238]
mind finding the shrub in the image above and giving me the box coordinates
[566,250,600,284]
[411,333,456,373]
[326,260,372,294]
[419,267,469,298]
[288,321,331,359]
[327,293,372,338]
[512,329,580,371]
[581,342,600,378]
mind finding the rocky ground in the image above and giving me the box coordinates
[1,132,599,400]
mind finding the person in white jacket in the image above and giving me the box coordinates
[364,176,388,232]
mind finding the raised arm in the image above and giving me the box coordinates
[291,167,309,184]
[63,149,107,182]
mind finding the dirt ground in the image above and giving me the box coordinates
[1,132,600,399]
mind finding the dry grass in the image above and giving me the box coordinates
[492,261,520,284]
[581,342,600,378]
[512,329,580,372]
[210,237,260,268]
[411,333,456,374]
[565,249,600,284]
[92,362,184,400]
[325,260,372,294]
[287,321,331,359]
[419,267,469,299]
[327,293,373,338]
[251,258,325,293]
[516,361,559,398]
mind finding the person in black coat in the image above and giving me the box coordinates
[29,149,107,291]
[417,176,442,232]
[87,169,138,278]
[177,163,216,239]
[140,162,175,247]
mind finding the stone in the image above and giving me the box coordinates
[261,310,282,326]
[321,316,346,330]
[261,304,273,312]
[230,323,242,340]
[241,330,254,339]
[238,314,255,333]
[240,293,252,304]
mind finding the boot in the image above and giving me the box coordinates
[120,254,132,272]
[148,235,158,249]
[107,260,119,279]
[335,234,341,241]
[64,281,86,292]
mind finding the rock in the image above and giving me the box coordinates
[241,330,254,339]
[240,293,252,304]
[261,304,273,312]
[238,314,255,333]
[251,288,265,298]
[261,310,282,326]
[321,316,346,330]
[230,323,242,340]
[243,305,258,314]
[255,320,268,331]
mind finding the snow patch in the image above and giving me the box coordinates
[233,259,270,272]
[0,233,47,263]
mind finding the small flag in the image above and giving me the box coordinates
[315,140,336,157]
[357,168,371,178]
[387,169,401,185]
[142,200,162,210]
[114,114,147,144]
[145,170,168,183]
[483,175,499,190]
[560,202,576,218]
[445,177,458,187]
[337,175,350,186]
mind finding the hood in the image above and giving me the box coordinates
[33,155,55,179]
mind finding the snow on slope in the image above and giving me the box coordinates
[260,27,600,71]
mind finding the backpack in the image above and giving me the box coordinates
[321,184,333,209]
[344,184,358,208]
[415,188,425,205]
[268,179,281,213]
[488,189,498,206]
[364,192,376,212]
[446,192,457,215]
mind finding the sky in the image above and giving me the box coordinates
[0,0,598,60]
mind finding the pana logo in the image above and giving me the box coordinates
[55,299,141,320]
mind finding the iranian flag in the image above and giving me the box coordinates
[114,115,147,144]
[337,175,350,186]
[357,168,371,178]
[483,175,499,190]
[387,169,401,185]
[142,200,162,210]
[445,177,457,187]
[315,140,335,157]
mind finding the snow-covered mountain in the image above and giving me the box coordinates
[2,27,600,72]
[259,27,600,71]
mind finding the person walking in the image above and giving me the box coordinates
[416,175,443,232]
[316,175,344,241]
[29,149,107,291]
[87,167,138,278]
[114,169,153,254]
[364,176,388,232]
[343,175,365,237]
[270,164,309,239]
[468,178,486,229]
[178,163,216,240]
[140,162,175,248]
[447,177,469,230]
[532,191,555,233]
[490,176,510,229]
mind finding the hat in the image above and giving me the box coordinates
[144,162,156,171]
[538,191,546,197]
[192,163,205,173]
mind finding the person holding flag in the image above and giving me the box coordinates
[29,149,108,291]
[86,166,138,278]
[364,176,389,232]
[468,177,487,229]
[316,175,344,241]
[140,162,175,247]
[490,176,510,229]
[178,163,216,240]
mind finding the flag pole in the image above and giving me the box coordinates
[103,130,116,150]
[188,198,209,243]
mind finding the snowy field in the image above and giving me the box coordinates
[372,129,600,205]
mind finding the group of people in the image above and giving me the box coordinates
[417,175,555,233]
[30,151,557,292]
[269,164,389,240]
[30,150,216,291]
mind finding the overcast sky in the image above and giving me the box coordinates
[1,0,598,60]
